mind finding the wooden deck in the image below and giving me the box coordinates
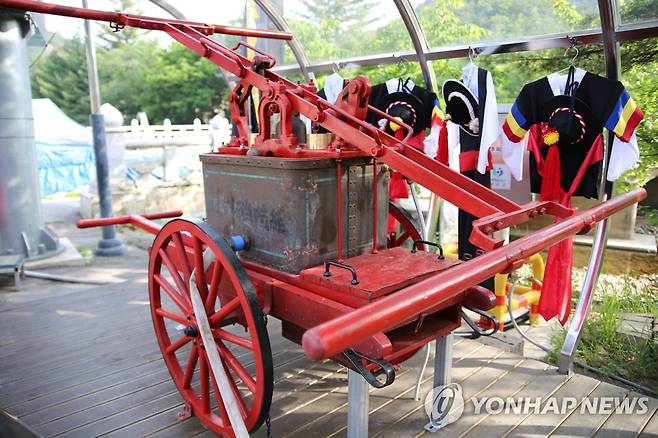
[1,264,657,437]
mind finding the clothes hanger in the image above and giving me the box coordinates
[468,46,481,65]
[393,56,412,92]
[554,35,580,74]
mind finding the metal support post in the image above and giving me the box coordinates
[558,0,620,374]
[425,334,453,433]
[347,369,369,438]
[82,0,123,256]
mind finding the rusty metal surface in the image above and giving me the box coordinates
[201,154,389,273]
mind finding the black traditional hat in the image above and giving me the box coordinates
[539,95,599,154]
[442,79,479,136]
[379,91,426,135]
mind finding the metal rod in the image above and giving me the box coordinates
[372,160,378,254]
[347,369,369,438]
[302,188,645,361]
[81,0,123,256]
[0,0,294,39]
[336,159,343,262]
[271,23,658,75]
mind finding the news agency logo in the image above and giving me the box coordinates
[424,384,650,427]
[424,383,465,429]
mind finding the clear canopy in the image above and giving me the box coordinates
[41,0,658,87]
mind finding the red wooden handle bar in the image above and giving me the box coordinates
[301,188,646,361]
[0,0,293,40]
[77,210,183,230]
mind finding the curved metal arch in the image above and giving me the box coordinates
[392,0,437,93]
[146,0,184,19]
[253,0,313,82]
[393,0,440,246]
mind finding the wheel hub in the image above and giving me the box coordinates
[183,325,199,337]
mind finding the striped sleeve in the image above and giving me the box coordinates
[502,101,529,143]
[604,89,643,142]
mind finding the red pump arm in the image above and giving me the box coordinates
[0,0,293,40]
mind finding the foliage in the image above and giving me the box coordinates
[97,40,159,119]
[134,44,228,124]
[30,36,90,125]
[548,281,658,392]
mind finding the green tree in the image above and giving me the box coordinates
[97,40,159,118]
[135,44,228,124]
[30,36,90,124]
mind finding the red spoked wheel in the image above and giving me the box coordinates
[387,201,422,248]
[149,218,273,436]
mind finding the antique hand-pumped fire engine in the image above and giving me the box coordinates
[0,1,646,436]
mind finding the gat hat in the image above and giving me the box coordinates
[379,91,426,135]
[442,79,479,136]
[539,95,599,154]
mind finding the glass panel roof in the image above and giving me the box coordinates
[417,0,601,48]
[618,0,658,25]
[280,0,415,63]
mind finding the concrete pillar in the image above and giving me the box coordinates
[0,12,59,259]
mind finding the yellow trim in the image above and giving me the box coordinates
[613,98,637,137]
[506,112,527,139]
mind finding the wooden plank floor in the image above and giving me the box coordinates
[1,266,657,437]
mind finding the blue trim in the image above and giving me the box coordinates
[605,89,630,130]
[205,170,281,181]
[510,102,528,130]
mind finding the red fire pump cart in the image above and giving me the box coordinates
[1,1,646,436]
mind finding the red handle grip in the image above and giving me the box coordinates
[77,210,183,229]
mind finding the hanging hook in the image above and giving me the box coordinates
[394,55,408,78]
[564,35,579,66]
[468,46,480,64]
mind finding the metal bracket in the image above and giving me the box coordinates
[177,403,192,421]
[342,348,395,388]
[456,305,498,339]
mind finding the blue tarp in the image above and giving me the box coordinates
[32,99,94,196]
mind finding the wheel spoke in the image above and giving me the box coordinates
[396,231,410,246]
[183,345,199,388]
[165,335,192,354]
[216,340,257,394]
[199,350,211,414]
[172,232,191,284]
[193,236,208,300]
[155,307,188,325]
[205,261,224,312]
[154,274,190,315]
[208,297,240,326]
[159,248,192,309]
[212,328,253,351]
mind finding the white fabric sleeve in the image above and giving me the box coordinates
[447,121,460,166]
[500,131,526,181]
[477,72,501,173]
[607,131,639,181]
